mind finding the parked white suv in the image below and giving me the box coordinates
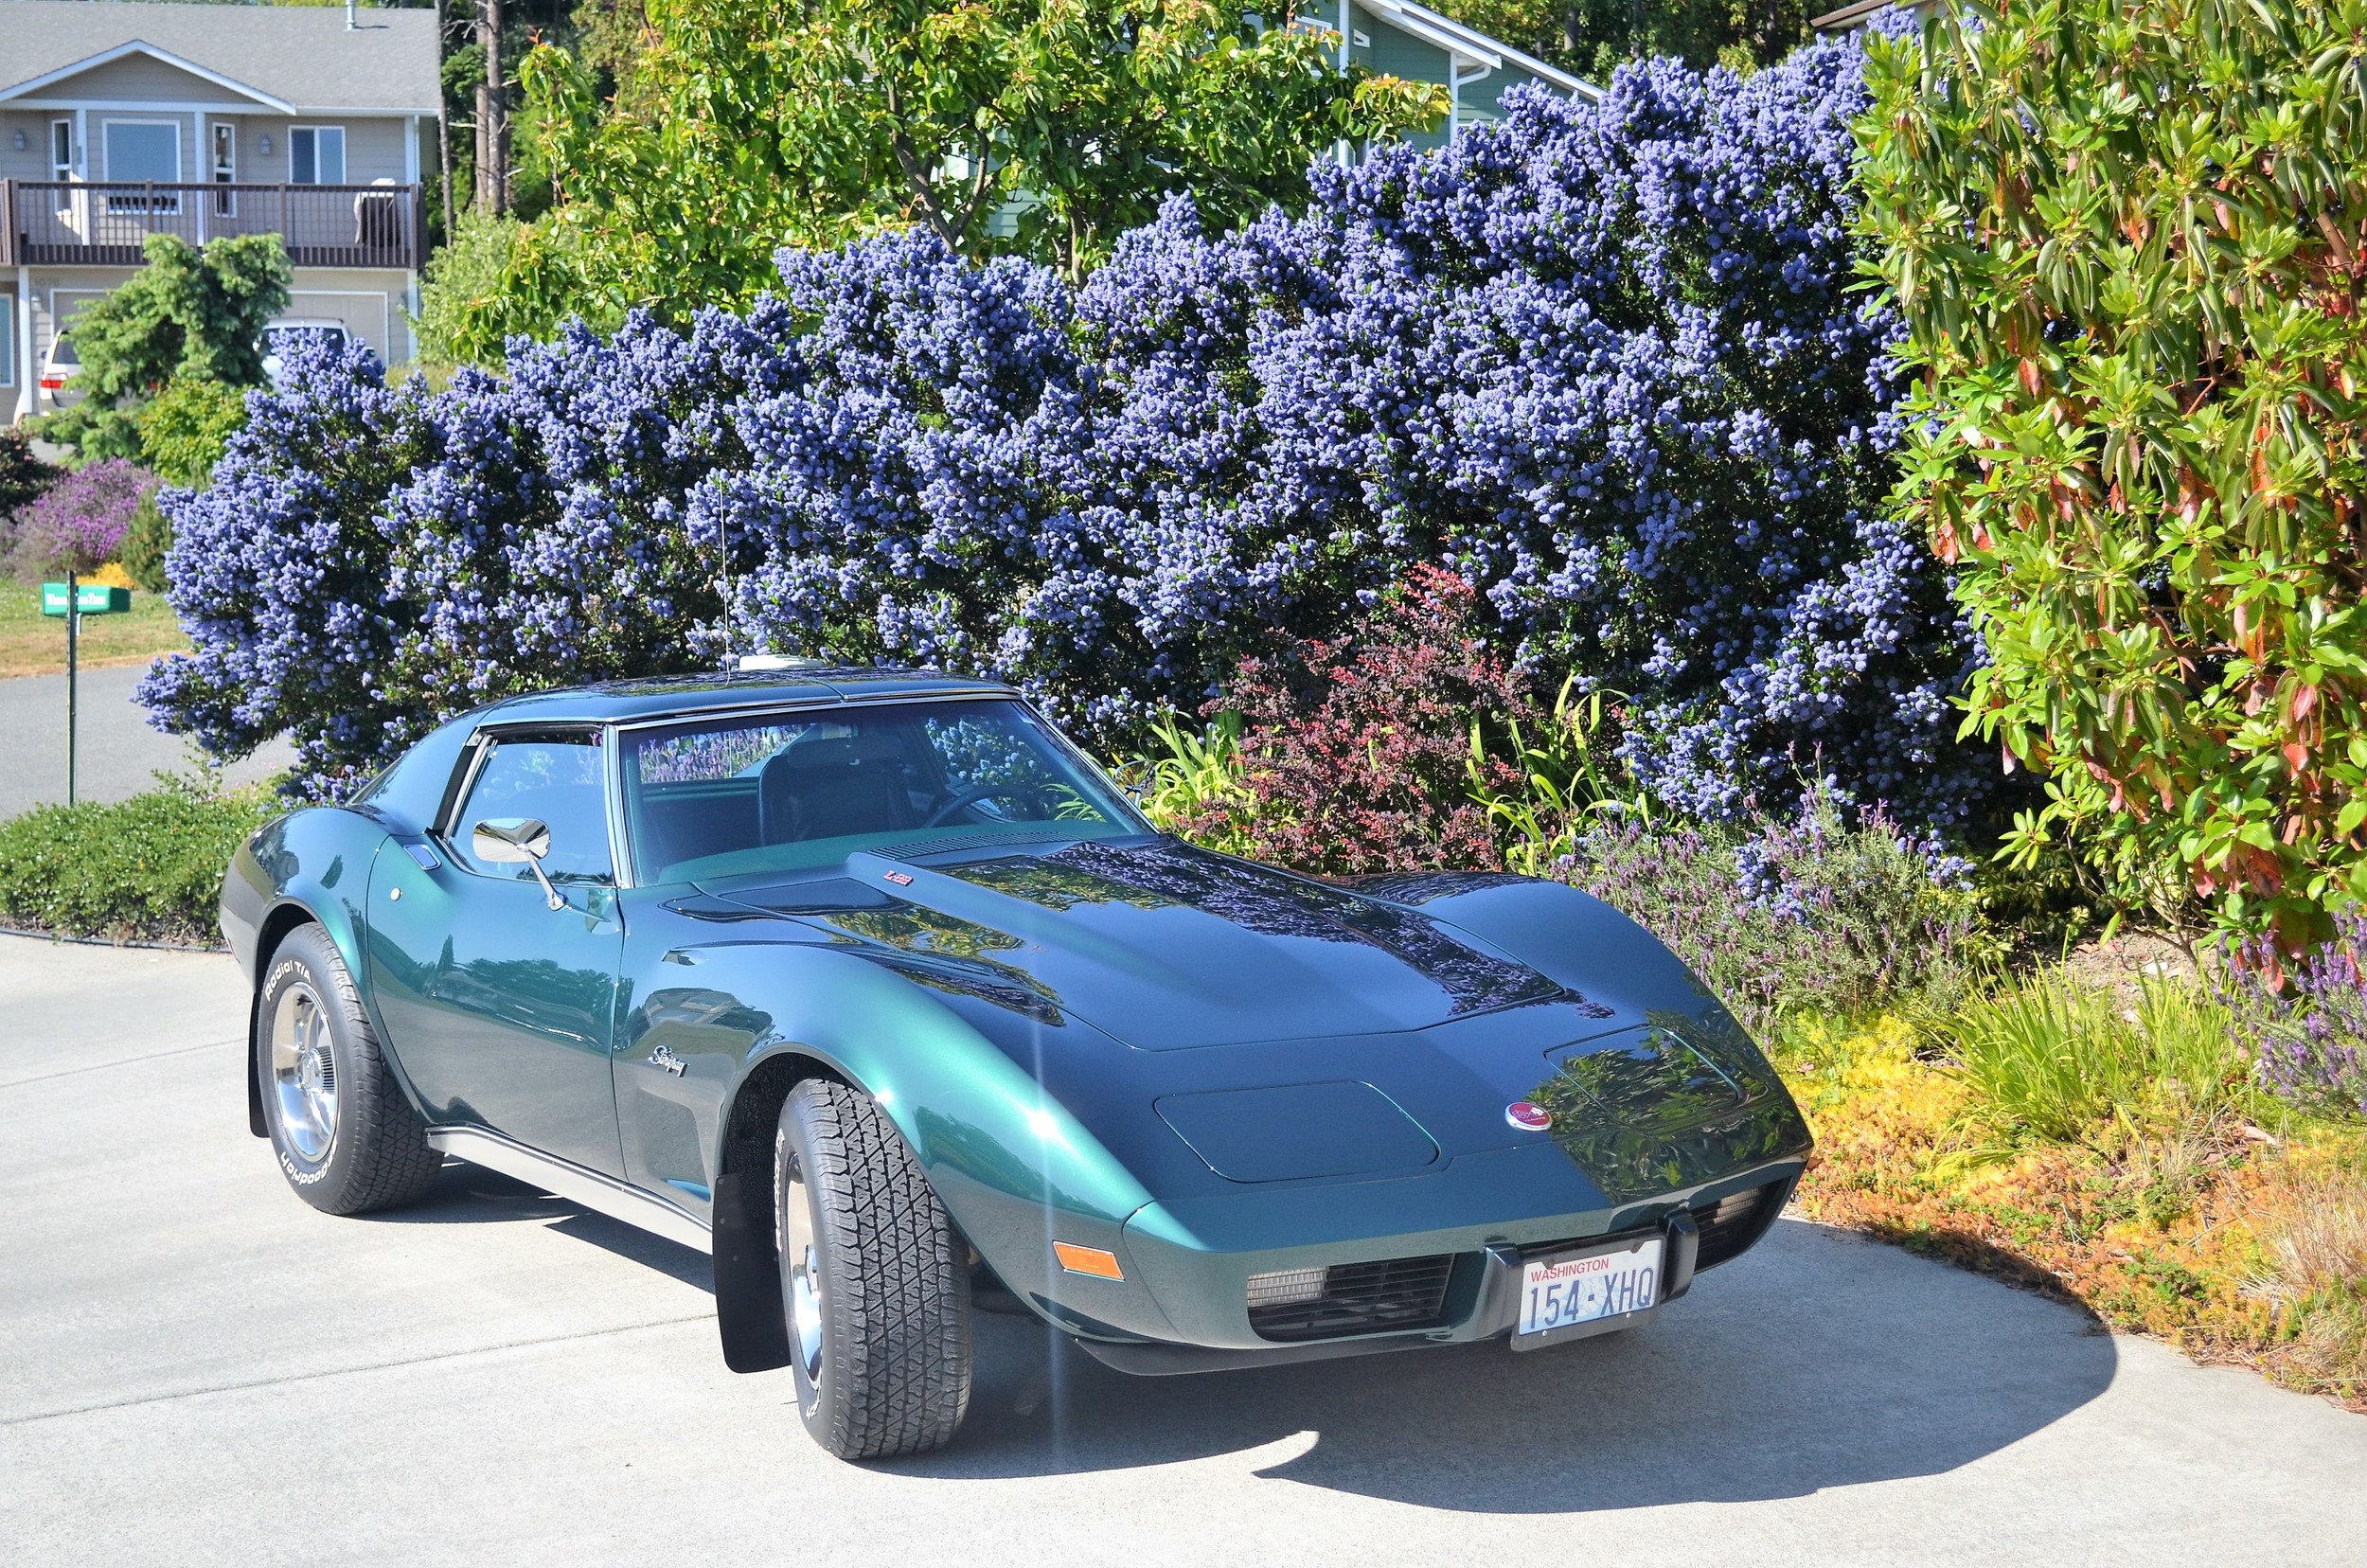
[38,331,81,410]
[259,319,352,388]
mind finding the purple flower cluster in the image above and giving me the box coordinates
[6,458,152,579]
[2224,917,2367,1120]
[143,36,1984,819]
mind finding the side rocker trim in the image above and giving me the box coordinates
[427,1125,714,1255]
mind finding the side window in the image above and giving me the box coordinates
[449,735,613,882]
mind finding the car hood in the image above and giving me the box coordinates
[705,836,1584,1050]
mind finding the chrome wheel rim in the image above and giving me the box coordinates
[782,1155,825,1382]
[268,981,338,1165]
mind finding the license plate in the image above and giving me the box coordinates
[1517,1236,1663,1339]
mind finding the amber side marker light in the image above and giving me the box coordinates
[1053,1242,1125,1279]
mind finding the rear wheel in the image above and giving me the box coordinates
[774,1078,971,1459]
[256,923,440,1215]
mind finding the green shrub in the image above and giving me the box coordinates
[1469,678,1654,878]
[1933,971,2251,1147]
[0,778,277,945]
[33,232,288,465]
[137,375,251,490]
[1858,0,2367,946]
[0,425,62,521]
[121,488,171,595]
[1119,712,1257,858]
[410,212,540,371]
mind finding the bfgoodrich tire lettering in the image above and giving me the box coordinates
[775,1078,972,1459]
[257,923,440,1215]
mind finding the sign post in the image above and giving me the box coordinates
[40,577,132,807]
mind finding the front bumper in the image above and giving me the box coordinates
[1049,1144,1802,1374]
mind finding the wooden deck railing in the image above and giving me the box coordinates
[0,180,423,269]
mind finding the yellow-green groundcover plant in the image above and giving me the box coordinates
[1858,0,2367,945]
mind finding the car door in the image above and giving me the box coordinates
[365,726,628,1176]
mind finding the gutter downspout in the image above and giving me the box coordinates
[1451,60,1491,142]
[16,267,34,425]
[1336,0,1353,168]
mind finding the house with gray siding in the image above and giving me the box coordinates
[0,0,439,425]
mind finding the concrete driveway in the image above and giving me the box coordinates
[3,938,2361,1567]
[0,666,292,816]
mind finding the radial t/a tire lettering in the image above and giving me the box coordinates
[256,923,441,1216]
[774,1078,973,1459]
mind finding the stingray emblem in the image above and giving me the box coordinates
[647,1044,688,1078]
[1504,1101,1553,1131]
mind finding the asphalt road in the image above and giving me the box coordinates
[4,937,2363,1567]
[0,667,292,817]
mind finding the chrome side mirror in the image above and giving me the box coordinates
[472,816,564,910]
[472,817,550,863]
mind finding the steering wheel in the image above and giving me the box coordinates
[919,782,1042,829]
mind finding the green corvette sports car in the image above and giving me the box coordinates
[222,665,1812,1459]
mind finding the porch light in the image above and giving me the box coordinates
[258,134,273,156]
[10,131,24,151]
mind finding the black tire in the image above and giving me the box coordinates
[255,923,441,1215]
[774,1078,972,1459]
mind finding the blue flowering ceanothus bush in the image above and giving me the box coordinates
[141,319,798,791]
[147,34,1984,818]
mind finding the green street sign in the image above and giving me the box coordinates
[40,582,131,616]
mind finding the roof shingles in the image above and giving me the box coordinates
[0,0,439,113]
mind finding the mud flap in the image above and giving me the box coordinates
[711,1170,792,1373]
[247,990,267,1138]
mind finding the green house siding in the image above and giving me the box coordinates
[1459,66,1553,130]
[1349,5,1456,152]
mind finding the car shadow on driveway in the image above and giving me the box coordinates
[363,1171,2119,1511]
[914,1218,2118,1511]
[360,1162,719,1292]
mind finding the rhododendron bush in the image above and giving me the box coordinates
[145,36,1982,814]
[1860,0,2367,938]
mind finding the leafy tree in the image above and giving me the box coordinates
[420,0,1444,361]
[1858,0,2367,943]
[38,233,290,464]
[411,212,538,366]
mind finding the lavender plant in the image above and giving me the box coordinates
[2224,918,2367,1121]
[6,458,153,580]
[1560,787,1983,1029]
[146,36,1983,824]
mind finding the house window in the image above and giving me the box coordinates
[0,304,14,388]
[212,122,237,216]
[290,127,346,186]
[49,118,72,181]
[103,119,181,212]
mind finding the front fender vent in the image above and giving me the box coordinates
[1246,1254,1456,1342]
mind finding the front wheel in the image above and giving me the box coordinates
[256,923,440,1215]
[774,1078,972,1459]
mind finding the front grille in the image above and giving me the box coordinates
[1694,1181,1780,1270]
[1246,1254,1457,1342]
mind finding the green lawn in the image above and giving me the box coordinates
[0,584,188,679]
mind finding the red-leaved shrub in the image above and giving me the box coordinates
[1212,566,1532,876]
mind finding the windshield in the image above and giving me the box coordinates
[621,699,1144,884]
